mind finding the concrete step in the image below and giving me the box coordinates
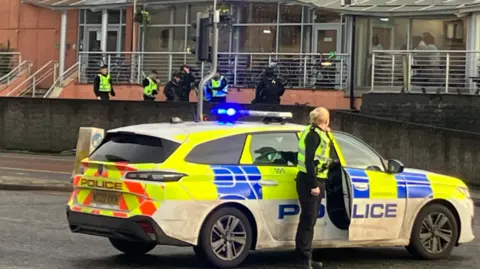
[22,88,49,98]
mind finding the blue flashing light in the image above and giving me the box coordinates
[210,104,293,124]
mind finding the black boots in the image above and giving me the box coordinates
[300,259,323,269]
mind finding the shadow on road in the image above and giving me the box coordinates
[67,247,469,269]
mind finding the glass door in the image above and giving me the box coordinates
[311,25,343,89]
[83,27,121,82]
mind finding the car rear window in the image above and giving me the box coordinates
[89,132,180,164]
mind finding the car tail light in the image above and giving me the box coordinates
[125,171,187,182]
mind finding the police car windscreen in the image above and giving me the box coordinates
[89,133,180,164]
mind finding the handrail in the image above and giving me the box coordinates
[7,61,57,97]
[0,61,32,86]
[78,51,350,56]
[44,62,79,98]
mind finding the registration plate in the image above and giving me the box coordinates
[92,191,120,206]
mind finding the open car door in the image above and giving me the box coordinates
[330,132,407,241]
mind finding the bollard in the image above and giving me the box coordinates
[71,127,104,179]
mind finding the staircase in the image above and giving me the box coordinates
[22,87,49,97]
[7,61,58,97]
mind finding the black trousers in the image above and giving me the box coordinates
[143,95,155,101]
[295,171,325,261]
[97,92,110,100]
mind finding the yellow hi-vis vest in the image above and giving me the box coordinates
[210,76,228,97]
[143,77,157,96]
[98,74,111,92]
[297,125,331,178]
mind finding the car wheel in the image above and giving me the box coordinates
[406,203,459,260]
[109,238,157,255]
[196,207,253,268]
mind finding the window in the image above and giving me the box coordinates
[185,134,246,164]
[174,4,187,24]
[149,7,171,25]
[235,3,277,24]
[236,26,276,53]
[279,4,301,23]
[89,133,180,164]
[333,132,384,170]
[249,132,298,166]
[411,18,466,51]
[279,26,301,53]
[313,9,341,23]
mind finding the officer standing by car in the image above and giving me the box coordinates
[295,107,334,269]
[252,67,285,104]
[93,64,116,100]
[142,70,160,101]
[204,70,228,103]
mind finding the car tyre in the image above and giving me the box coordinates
[406,203,459,260]
[195,207,253,268]
[109,238,157,255]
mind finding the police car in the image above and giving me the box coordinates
[66,107,474,268]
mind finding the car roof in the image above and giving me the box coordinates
[108,121,306,143]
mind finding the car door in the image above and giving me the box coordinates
[239,131,304,241]
[331,132,407,241]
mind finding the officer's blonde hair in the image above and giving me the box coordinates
[309,107,329,125]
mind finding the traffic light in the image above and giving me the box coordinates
[188,12,211,63]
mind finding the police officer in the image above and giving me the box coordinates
[163,72,182,102]
[142,70,160,101]
[295,107,334,269]
[204,70,228,103]
[252,67,285,104]
[93,65,115,100]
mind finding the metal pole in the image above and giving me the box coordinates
[100,9,108,52]
[197,1,219,122]
[59,10,67,83]
[132,0,137,53]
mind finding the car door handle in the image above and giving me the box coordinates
[258,180,278,186]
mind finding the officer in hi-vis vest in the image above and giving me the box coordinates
[142,70,160,101]
[295,107,336,269]
[93,65,115,100]
[204,70,228,103]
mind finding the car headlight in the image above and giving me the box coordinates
[457,187,471,198]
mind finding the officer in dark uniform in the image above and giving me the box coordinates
[252,67,285,104]
[164,72,182,102]
[93,65,115,100]
[179,65,195,102]
[295,107,335,269]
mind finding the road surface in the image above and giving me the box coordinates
[0,190,478,269]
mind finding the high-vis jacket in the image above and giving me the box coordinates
[143,77,157,96]
[297,125,331,178]
[98,74,111,92]
[204,76,228,100]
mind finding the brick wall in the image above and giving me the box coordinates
[361,93,480,133]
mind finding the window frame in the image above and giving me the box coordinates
[183,134,247,165]
[332,131,387,172]
[246,131,300,167]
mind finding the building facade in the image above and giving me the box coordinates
[2,0,480,97]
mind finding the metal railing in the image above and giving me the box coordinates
[371,50,480,94]
[0,60,32,90]
[78,52,350,90]
[0,52,21,79]
[8,61,58,97]
[44,62,79,98]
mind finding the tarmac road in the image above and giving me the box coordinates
[0,190,478,269]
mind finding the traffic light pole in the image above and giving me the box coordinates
[197,1,219,122]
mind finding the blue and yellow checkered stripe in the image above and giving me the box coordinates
[346,168,433,199]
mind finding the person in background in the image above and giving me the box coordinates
[93,65,115,100]
[179,65,195,102]
[253,67,285,104]
[164,72,182,102]
[204,70,228,103]
[142,70,160,101]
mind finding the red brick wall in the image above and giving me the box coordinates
[59,83,362,109]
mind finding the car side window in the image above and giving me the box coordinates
[249,132,298,166]
[185,134,246,164]
[333,132,385,171]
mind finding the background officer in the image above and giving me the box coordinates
[204,70,228,103]
[252,67,285,104]
[179,65,195,101]
[93,65,115,100]
[295,107,333,269]
[164,72,182,101]
[142,70,160,101]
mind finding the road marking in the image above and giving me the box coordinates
[0,166,71,175]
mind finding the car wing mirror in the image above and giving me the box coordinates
[386,159,404,174]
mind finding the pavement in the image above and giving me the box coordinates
[0,190,479,269]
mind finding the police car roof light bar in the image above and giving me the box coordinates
[212,107,293,123]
